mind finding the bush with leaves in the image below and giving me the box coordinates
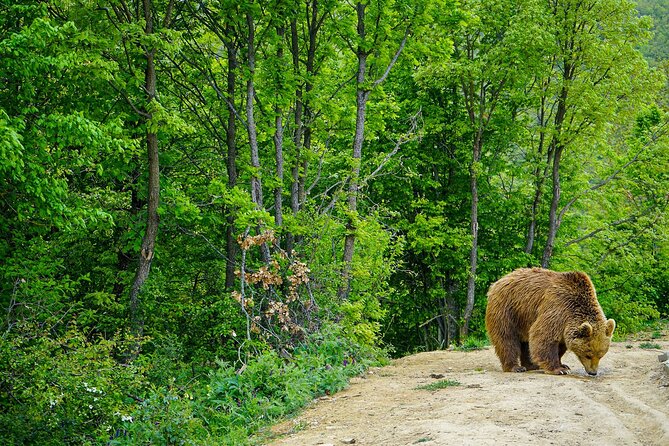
[109,325,381,445]
[0,325,146,445]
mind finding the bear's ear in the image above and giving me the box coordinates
[605,319,616,337]
[577,322,593,338]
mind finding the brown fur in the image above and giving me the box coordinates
[485,268,615,375]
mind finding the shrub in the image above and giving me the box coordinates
[107,324,380,445]
[0,324,145,445]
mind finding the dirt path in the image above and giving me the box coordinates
[267,338,669,446]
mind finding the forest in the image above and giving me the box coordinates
[1,0,668,444]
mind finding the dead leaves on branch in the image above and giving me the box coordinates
[232,230,315,346]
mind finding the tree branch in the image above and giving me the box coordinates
[372,27,410,88]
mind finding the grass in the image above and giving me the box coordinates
[414,379,460,391]
[639,342,662,349]
[452,337,489,352]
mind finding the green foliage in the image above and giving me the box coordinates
[109,326,378,445]
[453,336,489,352]
[0,325,146,445]
[1,0,669,443]
[1,322,377,446]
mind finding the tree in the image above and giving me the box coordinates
[533,0,656,267]
[337,0,414,299]
[448,0,548,336]
[100,0,177,339]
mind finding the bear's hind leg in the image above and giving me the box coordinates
[487,309,525,372]
[520,342,540,371]
[493,336,525,372]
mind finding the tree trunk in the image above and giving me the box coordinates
[287,18,303,255]
[246,14,262,211]
[339,89,368,299]
[542,144,563,267]
[462,130,481,338]
[129,0,159,339]
[541,79,570,268]
[446,292,460,347]
[525,94,548,254]
[245,9,270,263]
[339,2,369,300]
[297,0,319,220]
[274,26,285,237]
[225,34,238,290]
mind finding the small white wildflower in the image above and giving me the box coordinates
[121,415,133,423]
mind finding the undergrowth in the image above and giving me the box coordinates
[0,324,381,446]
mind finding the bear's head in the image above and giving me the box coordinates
[567,319,616,376]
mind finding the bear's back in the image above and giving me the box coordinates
[487,268,602,321]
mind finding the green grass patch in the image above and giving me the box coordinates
[453,337,489,351]
[414,379,460,391]
[639,342,662,349]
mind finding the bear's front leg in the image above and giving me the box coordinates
[529,328,568,375]
[558,342,570,371]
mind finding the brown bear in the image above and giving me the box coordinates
[485,267,615,376]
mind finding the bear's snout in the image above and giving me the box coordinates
[587,370,598,376]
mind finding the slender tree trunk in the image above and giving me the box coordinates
[287,18,303,255]
[437,277,458,348]
[462,130,481,338]
[339,87,368,299]
[273,127,284,230]
[338,2,408,299]
[245,9,270,263]
[274,26,285,236]
[526,168,545,254]
[129,0,159,339]
[542,144,563,267]
[525,94,548,254]
[299,126,311,206]
[446,295,460,347]
[541,80,570,268]
[339,2,369,300]
[436,309,446,348]
[298,0,319,210]
[225,36,238,290]
[246,14,262,210]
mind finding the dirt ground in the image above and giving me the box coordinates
[266,337,669,446]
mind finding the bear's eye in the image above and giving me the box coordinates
[585,355,592,360]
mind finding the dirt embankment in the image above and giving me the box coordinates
[267,338,669,446]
